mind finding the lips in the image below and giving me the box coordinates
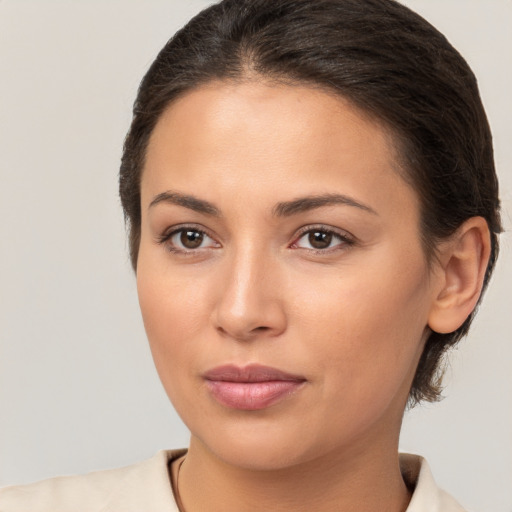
[203,364,306,410]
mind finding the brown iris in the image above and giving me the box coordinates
[180,230,204,249]
[308,231,333,249]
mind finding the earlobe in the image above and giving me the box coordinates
[428,217,491,334]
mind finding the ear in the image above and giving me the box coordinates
[428,217,491,334]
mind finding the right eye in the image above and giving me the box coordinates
[159,227,220,253]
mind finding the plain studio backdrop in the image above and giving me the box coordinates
[0,1,510,510]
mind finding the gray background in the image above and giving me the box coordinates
[0,1,510,511]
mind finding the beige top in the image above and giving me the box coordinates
[0,451,466,512]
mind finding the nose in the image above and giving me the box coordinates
[212,246,287,341]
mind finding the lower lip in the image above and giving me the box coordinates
[205,380,305,410]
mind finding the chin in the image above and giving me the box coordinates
[184,411,320,471]
[200,432,318,471]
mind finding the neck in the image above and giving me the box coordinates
[176,435,411,512]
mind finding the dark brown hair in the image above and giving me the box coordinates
[119,0,501,405]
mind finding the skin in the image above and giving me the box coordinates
[136,81,487,512]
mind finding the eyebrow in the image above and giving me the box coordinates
[272,194,378,217]
[148,191,221,216]
[148,190,377,218]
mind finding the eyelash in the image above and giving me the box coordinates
[156,225,219,255]
[290,225,356,253]
[156,224,356,255]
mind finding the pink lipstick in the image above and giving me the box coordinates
[203,364,306,410]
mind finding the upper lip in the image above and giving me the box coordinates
[203,364,306,383]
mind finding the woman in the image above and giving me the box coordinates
[0,0,503,511]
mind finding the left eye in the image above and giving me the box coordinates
[293,229,350,250]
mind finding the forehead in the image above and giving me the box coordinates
[142,80,416,218]
[148,80,395,159]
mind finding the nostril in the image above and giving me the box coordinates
[216,324,272,340]
[212,290,287,340]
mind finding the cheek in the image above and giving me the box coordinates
[136,269,209,424]
[291,251,431,396]
[136,258,210,376]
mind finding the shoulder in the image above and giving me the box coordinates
[0,449,184,512]
[400,453,467,512]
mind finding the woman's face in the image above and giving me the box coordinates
[137,81,441,470]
